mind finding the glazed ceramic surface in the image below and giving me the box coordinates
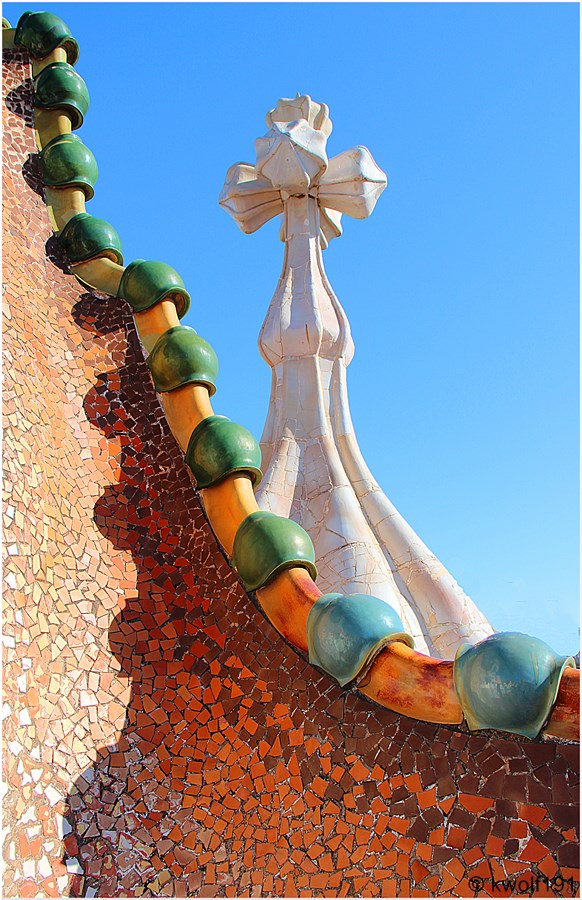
[185,415,262,489]
[454,632,574,739]
[34,61,88,129]
[118,259,190,318]
[58,212,123,264]
[41,133,97,199]
[232,510,317,592]
[14,10,79,63]
[146,326,218,394]
[307,592,414,686]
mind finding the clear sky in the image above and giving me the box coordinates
[5,2,579,656]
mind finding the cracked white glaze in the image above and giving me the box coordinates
[220,95,493,657]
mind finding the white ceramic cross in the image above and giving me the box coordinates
[219,93,386,249]
[220,96,493,658]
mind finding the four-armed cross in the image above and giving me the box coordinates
[220,93,386,248]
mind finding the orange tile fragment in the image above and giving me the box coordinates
[404,773,422,792]
[418,787,437,810]
[519,837,549,864]
[459,793,494,813]
[518,804,547,826]
[350,760,370,782]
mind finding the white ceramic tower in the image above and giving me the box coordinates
[220,95,493,657]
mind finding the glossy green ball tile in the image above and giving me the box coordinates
[41,133,97,199]
[454,632,574,739]
[232,510,316,592]
[15,11,79,64]
[34,61,89,130]
[307,592,414,686]
[118,259,190,319]
[147,326,218,394]
[58,212,123,264]
[185,415,262,488]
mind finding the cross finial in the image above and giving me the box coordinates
[216,96,494,658]
[219,94,387,248]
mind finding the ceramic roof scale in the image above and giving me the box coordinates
[220,95,494,658]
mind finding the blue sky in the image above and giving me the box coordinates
[6,2,579,655]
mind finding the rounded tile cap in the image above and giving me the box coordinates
[147,326,218,395]
[307,592,414,686]
[15,11,79,64]
[118,259,190,319]
[41,131,83,152]
[41,133,97,200]
[454,631,574,739]
[232,510,317,592]
[34,61,89,130]
[58,212,123,265]
[185,415,262,488]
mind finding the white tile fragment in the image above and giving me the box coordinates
[65,858,83,875]
[4,572,17,589]
[56,812,72,838]
[38,856,52,878]
[44,784,62,806]
[79,691,97,707]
